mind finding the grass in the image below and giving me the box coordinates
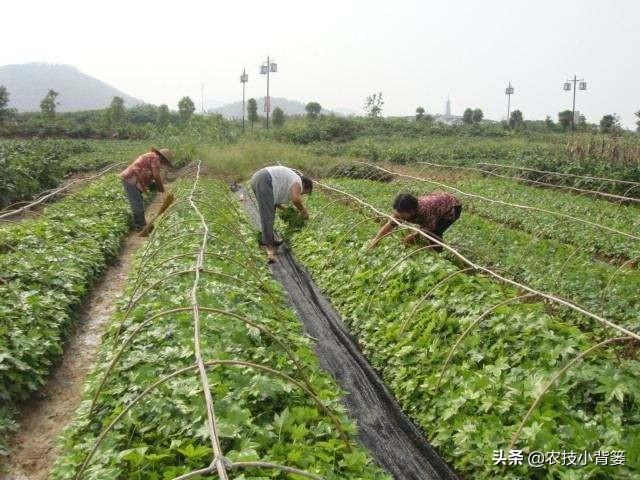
[198,138,343,180]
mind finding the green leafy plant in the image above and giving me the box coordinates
[51,177,389,480]
[0,175,131,451]
[285,182,640,479]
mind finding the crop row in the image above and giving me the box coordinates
[0,139,93,208]
[405,163,640,263]
[0,139,197,210]
[328,178,639,329]
[0,175,131,453]
[284,185,640,479]
[51,176,387,479]
[305,137,640,196]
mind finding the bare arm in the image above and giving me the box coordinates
[151,163,165,193]
[368,214,401,249]
[291,183,308,219]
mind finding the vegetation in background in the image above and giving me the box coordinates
[105,96,125,128]
[40,89,59,118]
[0,85,9,125]
[463,108,484,124]
[509,109,524,130]
[600,114,621,135]
[558,110,573,131]
[271,106,285,127]
[178,96,196,123]
[247,98,258,131]
[305,101,322,119]
[364,92,384,118]
[198,139,342,181]
[156,104,170,128]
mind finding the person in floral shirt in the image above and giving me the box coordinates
[368,191,462,252]
[120,148,173,230]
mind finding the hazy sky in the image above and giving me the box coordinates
[3,0,639,127]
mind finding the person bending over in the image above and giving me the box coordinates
[250,165,313,263]
[120,148,173,231]
[368,191,462,251]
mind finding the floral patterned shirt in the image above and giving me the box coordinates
[120,152,161,192]
[409,192,461,232]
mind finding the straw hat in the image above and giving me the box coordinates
[153,148,174,166]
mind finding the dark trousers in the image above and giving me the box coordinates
[250,169,276,247]
[122,180,146,229]
[433,205,463,237]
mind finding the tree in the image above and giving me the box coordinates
[577,114,587,131]
[178,96,195,122]
[509,110,524,129]
[40,89,59,118]
[156,104,170,128]
[272,107,285,127]
[0,85,9,124]
[364,92,383,118]
[247,98,258,131]
[544,115,556,131]
[558,110,573,131]
[599,114,620,134]
[472,108,484,123]
[415,106,425,120]
[462,108,474,125]
[305,102,322,119]
[635,110,640,132]
[107,96,126,126]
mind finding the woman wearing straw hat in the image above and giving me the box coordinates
[120,148,173,231]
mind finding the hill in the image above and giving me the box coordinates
[213,97,339,118]
[0,63,144,112]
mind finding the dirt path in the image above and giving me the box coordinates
[2,197,164,480]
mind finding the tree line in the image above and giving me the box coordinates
[0,84,205,138]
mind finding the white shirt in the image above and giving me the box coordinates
[266,166,302,205]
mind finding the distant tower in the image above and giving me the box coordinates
[445,96,451,117]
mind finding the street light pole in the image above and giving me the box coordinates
[564,75,587,132]
[260,56,277,129]
[505,81,514,122]
[240,68,248,132]
[266,56,270,129]
[200,83,205,114]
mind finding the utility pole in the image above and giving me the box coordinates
[505,82,514,122]
[200,83,205,114]
[240,68,248,132]
[563,75,587,132]
[260,56,277,129]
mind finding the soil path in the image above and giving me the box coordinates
[2,196,163,480]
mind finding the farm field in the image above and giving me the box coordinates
[51,174,388,480]
[320,176,639,328]
[282,174,640,479]
[6,1,640,478]
[2,136,639,479]
[0,175,132,451]
[0,139,194,455]
[297,131,640,196]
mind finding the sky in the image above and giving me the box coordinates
[2,0,639,127]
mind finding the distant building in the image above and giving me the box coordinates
[434,96,463,125]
